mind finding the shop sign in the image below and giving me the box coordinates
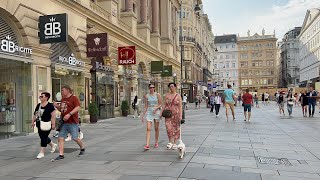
[96,62,113,72]
[0,35,32,55]
[58,54,85,67]
[87,33,108,57]
[39,13,68,44]
[118,46,136,65]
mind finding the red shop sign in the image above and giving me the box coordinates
[118,46,136,65]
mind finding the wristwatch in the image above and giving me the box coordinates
[68,113,72,116]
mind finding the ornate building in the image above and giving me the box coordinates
[0,0,181,138]
[238,30,278,92]
[180,0,214,101]
[279,27,301,88]
[299,8,320,87]
[214,34,239,93]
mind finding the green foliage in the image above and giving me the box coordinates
[88,103,99,116]
[121,100,129,111]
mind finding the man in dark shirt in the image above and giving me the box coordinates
[53,85,85,160]
[242,89,253,122]
[307,86,318,117]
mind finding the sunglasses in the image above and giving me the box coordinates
[39,96,44,99]
[169,86,175,88]
[149,87,155,89]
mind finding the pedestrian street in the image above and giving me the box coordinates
[0,103,320,180]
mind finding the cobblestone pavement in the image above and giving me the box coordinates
[0,102,320,180]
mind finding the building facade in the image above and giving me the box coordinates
[299,8,320,87]
[238,30,278,92]
[213,35,239,93]
[0,0,181,139]
[279,27,301,88]
[180,0,215,101]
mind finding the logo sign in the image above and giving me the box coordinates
[87,33,109,57]
[118,46,136,65]
[1,35,32,55]
[58,54,85,67]
[151,61,164,74]
[39,13,68,44]
[95,62,113,72]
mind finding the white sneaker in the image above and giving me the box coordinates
[51,143,57,153]
[36,153,44,159]
[79,131,84,140]
[53,132,59,138]
[65,135,71,141]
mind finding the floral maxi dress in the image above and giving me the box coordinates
[164,94,181,141]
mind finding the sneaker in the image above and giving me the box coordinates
[51,143,57,153]
[244,119,247,121]
[65,135,71,141]
[172,144,177,150]
[54,155,64,161]
[53,132,59,138]
[79,131,84,140]
[36,153,44,159]
[154,143,159,148]
[78,149,85,156]
[143,145,150,150]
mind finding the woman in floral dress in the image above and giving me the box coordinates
[141,84,162,150]
[163,83,182,150]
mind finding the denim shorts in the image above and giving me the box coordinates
[243,104,252,112]
[58,123,79,140]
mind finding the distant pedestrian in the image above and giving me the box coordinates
[182,93,188,110]
[254,94,259,108]
[141,84,162,150]
[278,92,285,116]
[53,85,85,160]
[163,83,182,150]
[265,92,269,105]
[300,90,308,117]
[294,93,298,106]
[237,93,242,106]
[307,86,318,117]
[261,93,265,106]
[286,91,295,117]
[32,92,57,159]
[132,95,141,118]
[223,84,236,121]
[214,92,222,117]
[195,96,199,109]
[242,89,253,122]
[209,93,215,113]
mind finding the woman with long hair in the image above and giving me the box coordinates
[286,91,295,117]
[300,90,309,117]
[163,83,182,150]
[141,84,162,150]
[31,92,57,159]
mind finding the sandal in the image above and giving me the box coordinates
[144,145,150,150]
[166,143,173,149]
[172,144,178,150]
[154,143,159,148]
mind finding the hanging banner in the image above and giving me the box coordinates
[118,46,136,65]
[151,61,163,74]
[87,33,108,57]
[39,13,68,44]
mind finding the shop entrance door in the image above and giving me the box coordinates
[52,78,61,102]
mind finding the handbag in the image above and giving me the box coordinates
[162,94,178,118]
[37,104,51,131]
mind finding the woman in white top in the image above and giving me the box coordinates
[214,92,222,117]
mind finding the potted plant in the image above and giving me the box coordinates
[121,100,129,116]
[88,102,99,123]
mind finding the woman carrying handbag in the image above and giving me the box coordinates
[163,83,182,150]
[31,92,57,159]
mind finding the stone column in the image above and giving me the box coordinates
[125,0,133,12]
[151,0,159,33]
[140,0,148,24]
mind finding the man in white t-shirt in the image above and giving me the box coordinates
[265,92,270,105]
[182,94,188,110]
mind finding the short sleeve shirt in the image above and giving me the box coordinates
[34,103,55,128]
[60,95,80,124]
[242,93,253,105]
[223,89,235,103]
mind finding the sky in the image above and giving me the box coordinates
[202,0,320,39]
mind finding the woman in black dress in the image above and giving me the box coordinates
[300,90,309,117]
[31,92,57,159]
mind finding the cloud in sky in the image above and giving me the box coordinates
[203,0,320,39]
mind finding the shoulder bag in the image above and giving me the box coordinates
[37,104,52,131]
[162,94,178,118]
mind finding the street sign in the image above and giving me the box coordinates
[118,46,136,65]
[39,13,68,44]
[151,61,163,74]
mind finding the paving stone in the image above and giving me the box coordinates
[180,167,261,180]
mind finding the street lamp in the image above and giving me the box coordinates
[173,73,177,83]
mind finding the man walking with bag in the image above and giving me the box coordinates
[53,85,85,160]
